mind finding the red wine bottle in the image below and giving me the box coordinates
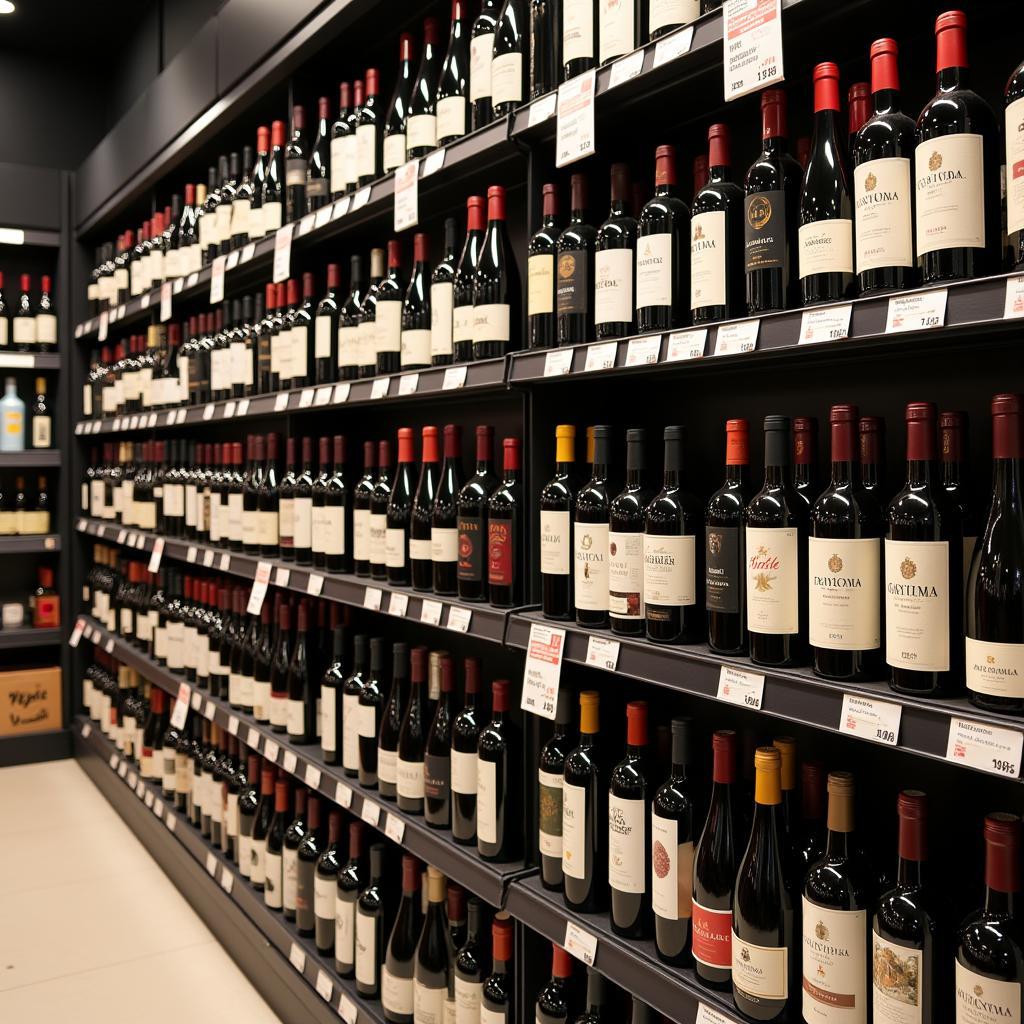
[432,424,464,595]
[470,1,500,128]
[284,105,307,222]
[437,1,470,146]
[477,678,517,861]
[335,821,365,976]
[313,810,342,952]
[431,216,458,366]
[424,654,454,828]
[320,616,345,765]
[358,248,384,379]
[457,425,497,601]
[353,441,376,578]
[263,777,290,911]
[383,854,423,1023]
[342,634,368,777]
[401,232,432,372]
[574,424,611,627]
[563,691,605,912]
[410,426,440,591]
[386,427,416,586]
[340,254,365,380]
[330,82,354,200]
[481,916,514,1020]
[370,439,393,581]
[286,600,314,743]
[472,185,517,360]
[357,69,382,187]
[492,0,526,118]
[556,173,596,346]
[1008,58,1024,269]
[407,17,442,159]
[454,195,485,363]
[528,183,559,349]
[414,865,454,1020]
[377,239,406,375]
[487,437,521,606]
[306,96,331,212]
[314,262,340,383]
[539,688,574,890]
[451,657,482,844]
[358,637,385,787]
[356,841,388,998]
[793,415,819,510]
[610,428,652,638]
[535,943,575,1022]
[561,0,595,81]
[384,34,417,174]
[378,642,409,801]
[541,424,577,620]
[595,163,637,340]
[397,646,428,814]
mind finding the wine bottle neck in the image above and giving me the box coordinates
[907,459,934,486]
[764,464,786,486]
[708,164,730,183]
[937,66,967,91]
[985,887,1016,917]
[897,855,924,889]
[830,459,855,486]
[992,457,1022,503]
[725,464,747,485]
[762,136,787,156]
[825,827,851,859]
[625,467,643,488]
[872,88,901,115]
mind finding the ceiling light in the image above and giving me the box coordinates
[0,2,15,13]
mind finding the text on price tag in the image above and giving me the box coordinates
[273,224,294,283]
[544,348,574,377]
[840,694,902,746]
[584,341,617,372]
[799,304,853,345]
[246,561,273,615]
[717,665,765,710]
[385,814,406,844]
[885,288,948,333]
[585,635,620,671]
[715,320,760,356]
[665,329,707,361]
[625,336,661,366]
[420,599,443,625]
[521,623,566,720]
[723,0,784,101]
[147,537,165,573]
[447,605,472,633]
[389,592,409,617]
[564,922,598,966]
[556,70,596,168]
[442,365,467,390]
[946,718,1023,778]
[1004,276,1024,318]
[394,159,420,232]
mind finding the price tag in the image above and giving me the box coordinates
[696,1002,734,1024]
[226,250,240,270]
[724,0,784,100]
[946,718,1023,778]
[625,336,661,366]
[236,399,250,417]
[528,91,558,126]
[191,691,203,711]
[304,763,321,789]
[160,282,173,322]
[313,206,332,230]
[352,186,371,211]
[544,348,574,377]
[715,319,760,356]
[336,781,353,808]
[299,388,315,408]
[203,701,215,721]
[394,159,420,231]
[1004,276,1024,318]
[441,364,468,390]
[247,561,273,615]
[274,392,290,412]
[315,970,333,1002]
[298,214,315,238]
[203,549,215,568]
[117,761,128,778]
[420,599,443,625]
[147,413,158,427]
[109,753,119,770]
[141,293,152,311]
[584,341,617,372]
[307,573,324,596]
[422,149,446,178]
[717,665,765,711]
[273,224,294,283]
[839,694,902,746]
[314,386,332,406]
[885,288,948,333]
[116,530,127,547]
[364,587,383,611]
[221,402,236,421]
[564,922,598,966]
[220,867,234,894]
[398,373,419,396]
[104,638,115,655]
[333,382,351,404]
[153,798,163,817]
[339,993,358,1023]
[228,716,240,736]
[147,538,165,573]
[98,310,109,341]
[385,814,406,844]
[205,852,217,876]
[82,722,92,739]
[274,567,291,588]
[609,49,645,89]
[585,635,620,671]
[288,942,306,973]
[243,728,259,751]
[209,255,227,304]
[166,813,176,832]
[360,799,381,827]
[219,554,231,572]
[389,592,409,617]
[447,606,472,633]
[185,273,199,291]
[174,278,184,294]
[186,546,198,563]
[799,304,853,345]
[521,622,566,720]
[556,69,596,168]
[333,197,351,220]
[240,242,256,264]
[370,376,390,399]
[69,619,85,648]
[264,739,280,764]
[128,771,138,789]
[201,404,215,421]
[282,750,298,775]
[654,24,695,67]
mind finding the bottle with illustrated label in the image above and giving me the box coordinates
[263,778,290,911]
[732,746,794,1023]
[481,916,513,1022]
[384,34,417,174]
[377,240,406,375]
[556,174,596,346]
[528,184,560,349]
[561,0,595,81]
[432,424,464,596]
[595,163,637,339]
[852,38,917,295]
[411,426,440,591]
[406,17,441,160]
[645,425,702,644]
[610,428,653,638]
[455,896,489,1022]
[477,678,517,861]
[746,416,809,668]
[379,642,409,801]
[967,394,1024,713]
[397,646,428,814]
[745,89,802,314]
[915,11,1000,283]
[370,439,392,581]
[295,794,323,936]
[358,637,386,787]
[956,814,1023,1022]
[386,427,416,587]
[437,1,470,146]
[810,405,883,682]
[451,657,481,844]
[563,690,605,913]
[535,942,576,1023]
[454,195,485,363]
[414,866,453,1024]
[574,424,611,626]
[487,436,521,607]
[636,145,690,334]
[335,821,365,977]
[692,123,745,324]
[343,634,368,778]
[470,0,500,129]
[383,854,423,1024]
[401,232,432,372]
[473,184,517,359]
[541,424,578,620]
[802,773,873,1024]
[1009,58,1024,268]
[424,653,454,828]
[313,810,342,954]
[431,218,458,366]
[457,425,497,602]
[885,402,964,696]
[355,842,388,998]
[492,0,526,118]
[539,688,574,890]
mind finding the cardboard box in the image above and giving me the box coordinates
[0,666,62,737]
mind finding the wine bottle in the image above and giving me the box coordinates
[358,637,386,787]
[424,654,454,828]
[330,83,354,200]
[384,34,417,174]
[574,424,611,626]
[342,634,368,778]
[940,410,977,586]
[607,428,652,638]
[352,443,376,580]
[541,424,578,620]
[799,62,855,305]
[284,105,307,222]
[746,416,809,667]
[285,600,314,743]
[535,942,575,1023]
[410,426,440,591]
[415,865,454,1020]
[314,810,343,953]
[379,642,409,801]
[885,402,964,696]
[282,787,307,919]
[258,431,280,558]
[438,2,470,146]
[793,416,819,510]
[796,760,827,877]
[528,184,559,348]
[377,239,406,375]
[915,11,1000,283]
[455,897,489,1020]
[967,394,1024,712]
[538,688,574,890]
[454,195,486,363]
[397,646,428,814]
[563,691,605,912]
[371,439,394,581]
[320,617,345,765]
[263,777,290,910]
[294,793,325,936]
[731,746,793,1021]
[358,248,384,379]
[431,217,458,365]
[307,96,331,211]
[473,184,517,359]
[595,163,637,339]
[477,678,517,860]
[356,842,388,999]
[407,17,442,160]
[573,967,606,1023]
[429,424,464,595]
[529,0,556,97]
[314,263,340,383]
[386,427,416,586]
[562,0,595,81]
[470,0,501,129]
[1009,58,1024,269]
[455,425,497,601]
[357,69,382,187]
[492,0,526,119]
[487,437,521,606]
[335,821,365,976]
[852,38,917,294]
[451,658,482,844]
[291,437,314,567]
[383,854,423,1023]
[249,761,276,890]
[556,173,597,346]
[339,254,366,380]
[481,916,513,1021]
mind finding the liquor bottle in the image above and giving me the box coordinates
[424,654,454,828]
[407,17,442,159]
[538,689,574,890]
[377,239,406,375]
[637,145,690,333]
[746,416,809,667]
[561,0,595,81]
[354,441,376,577]
[437,2,470,146]
[541,424,577,620]
[965,393,1024,708]
[401,233,432,372]
[594,163,637,339]
[384,34,417,174]
[314,263,340,383]
[473,184,517,359]
[414,866,454,1021]
[383,854,423,1023]
[386,427,417,586]
[556,174,596,346]
[335,820,365,976]
[886,402,964,696]
[732,746,793,1021]
[321,617,345,765]
[0,377,24,452]
[370,439,393,581]
[263,778,290,911]
[378,642,409,801]
[528,184,559,348]
[454,195,486,362]
[342,634,368,778]
[573,424,611,625]
[535,943,575,1023]
[852,39,917,294]
[803,773,873,1024]
[284,105,308,223]
[487,437,521,606]
[645,425,701,643]
[457,425,497,601]
[358,637,385,788]
[492,0,525,118]
[563,691,604,912]
[396,646,428,814]
[306,96,332,211]
[357,69,382,187]
[431,217,458,365]
[356,842,387,999]
[481,916,513,1021]
[529,0,556,98]
[800,63,855,305]
[744,89,802,314]
[470,1,500,130]
[1009,58,1024,269]
[810,404,883,681]
[451,657,482,844]
[915,11,1000,283]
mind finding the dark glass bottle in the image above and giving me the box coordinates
[377,240,406,375]
[320,618,345,766]
[563,691,604,913]
[470,0,501,130]
[386,427,417,587]
[793,416,819,510]
[608,428,652,638]
[535,942,575,1023]
[437,1,470,147]
[472,184,518,360]
[295,795,324,936]
[356,70,382,188]
[263,778,290,911]
[284,105,308,223]
[406,17,443,160]
[477,678,518,861]
[410,426,440,591]
[528,183,559,349]
[339,254,365,380]
[594,163,637,339]
[353,441,376,578]
[481,917,513,1021]
[451,657,482,844]
[538,688,573,891]
[487,437,521,607]
[358,638,386,788]
[335,821,365,976]
[397,646,428,814]
[430,217,458,366]
[561,0,595,81]
[282,788,308,921]
[401,232,432,372]
[370,439,393,581]
[455,896,489,1016]
[355,842,388,998]
[384,34,417,174]
[306,96,332,212]
[383,854,423,1024]
[556,174,596,346]
[313,811,343,953]
[573,424,611,627]
[457,425,497,602]
[314,262,340,383]
[414,865,454,1021]
[342,634,368,778]
[541,424,577,620]
[528,0,556,98]
[424,654,454,828]
[285,600,315,744]
[432,424,464,595]
[378,642,409,801]
[454,195,485,363]
[491,0,526,117]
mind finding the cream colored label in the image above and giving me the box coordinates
[955,961,1021,1024]
[608,529,644,619]
[803,900,868,1024]
[338,324,359,367]
[323,505,344,556]
[353,507,370,561]
[491,53,523,107]
[397,758,425,799]
[854,157,913,272]
[410,537,433,563]
[809,536,881,651]
[431,526,458,563]
[406,113,436,151]
[415,982,446,1024]
[382,967,414,1016]
[369,511,387,565]
[330,136,347,194]
[643,533,696,606]
[799,218,854,277]
[528,254,555,316]
[966,637,1024,698]
[476,758,497,843]
[336,896,356,963]
[430,281,454,356]
[355,909,376,985]
[437,96,467,140]
[343,692,361,771]
[376,301,402,354]
[401,327,431,367]
[649,0,699,32]
[35,313,57,345]
[732,932,788,1000]
[315,315,332,359]
[453,304,474,343]
[383,133,406,173]
[915,134,986,256]
[540,510,571,575]
[561,780,586,879]
[472,303,510,344]
[594,248,633,325]
[636,232,673,308]
[469,36,494,101]
[884,539,950,672]
[357,318,377,367]
[384,527,405,568]
[356,124,377,179]
[873,930,923,1024]
[377,746,397,784]
[1007,98,1024,236]
[651,813,693,921]
[608,794,644,894]
[455,977,483,1022]
[599,0,635,63]
[451,749,477,794]
[563,0,595,62]
[691,210,727,310]
[574,521,609,610]
[746,526,800,635]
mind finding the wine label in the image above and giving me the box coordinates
[476,758,498,844]
[331,136,349,194]
[706,524,741,614]
[383,133,406,173]
[746,526,800,635]
[744,190,787,272]
[286,697,306,736]
[397,757,425,800]
[264,851,283,908]
[594,248,634,326]
[431,281,454,356]
[458,512,485,582]
[691,210,727,310]
[323,505,344,556]
[356,318,376,368]
[353,507,370,561]
[424,752,450,802]
[480,1008,507,1024]
[955,960,1021,1024]
[491,53,523,107]
[563,0,595,62]
[651,812,693,921]
[285,160,306,188]
[965,637,1024,698]
[470,35,494,102]
[358,700,378,740]
[377,746,397,785]
[649,0,699,33]
[338,324,359,367]
[357,124,377,180]
[540,510,571,576]
[437,95,467,140]
[376,300,402,354]
[369,512,387,566]
[382,967,414,1016]
[574,521,609,610]
[407,113,437,151]
[872,930,923,1024]
[314,315,332,359]
[453,303,474,344]
[528,254,555,316]
[451,749,478,795]
[556,249,589,317]
[693,899,733,968]
[643,533,696,607]
[609,529,644,620]
[561,780,586,880]
[808,536,881,651]
[343,692,361,771]
[799,218,854,278]
[802,900,868,1024]
[455,977,483,1022]
[884,539,950,673]
[336,895,356,963]
[636,232,673,309]
[1007,98,1024,237]
[35,313,57,345]
[732,932,788,1000]
[263,202,283,233]
[915,133,986,256]
[472,303,510,345]
[487,518,514,586]
[321,686,337,753]
[538,768,564,857]
[608,794,645,894]
[415,981,447,1024]
[599,0,635,63]
[293,496,313,550]
[258,509,279,546]
[384,527,406,568]
[431,526,459,564]
[355,909,376,985]
[250,838,267,885]
[854,157,914,273]
[314,873,335,924]
[278,497,295,544]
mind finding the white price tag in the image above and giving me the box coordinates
[544,348,574,376]
[339,993,358,1023]
[885,289,948,333]
[117,530,127,546]
[313,206,332,230]
[274,567,291,587]
[946,718,1023,778]
[81,722,92,739]
[297,214,315,237]
[352,186,371,211]
[398,373,419,396]
[521,622,566,720]
[140,295,150,313]
[715,320,760,356]
[104,638,115,655]
[364,587,383,610]
[128,771,138,789]
[724,0,784,100]
[174,279,184,294]
[273,224,294,283]
[307,573,324,596]
[315,970,333,1002]
[799,304,853,345]
[564,922,598,966]
[315,386,332,406]
[370,376,391,399]
[336,781,353,808]
[242,728,259,751]
[1004,276,1024,318]
[237,399,250,417]
[209,255,227,304]
[219,554,231,572]
[205,852,217,876]
[109,753,119,770]
[247,561,273,615]
[185,274,198,290]
[304,764,321,788]
[98,310,109,341]
[147,537,165,573]
[394,159,420,231]
[203,701,215,721]
[333,382,351,404]
[442,365,467,390]
[289,942,306,973]
[447,606,472,633]
[147,412,157,427]
[420,599,443,625]
[220,867,233,894]
[224,402,238,421]
[528,92,558,126]
[160,282,173,322]
[654,25,695,68]
[332,197,351,220]
[166,814,176,832]
[274,392,290,412]
[240,242,256,264]
[153,798,163,817]
[389,592,409,617]
[299,388,314,408]
[696,1002,734,1024]
[385,814,406,844]
[191,691,203,711]
[69,619,84,648]
[186,546,198,563]
[585,635,620,671]
[717,665,765,711]
[201,403,214,421]
[360,799,381,827]
[226,250,240,270]
[264,739,280,764]
[840,694,902,746]
[556,70,596,168]
[584,341,617,372]
[609,49,645,89]
[228,716,240,736]
[625,336,661,366]
[422,148,446,177]
[282,750,298,774]
[203,549,215,568]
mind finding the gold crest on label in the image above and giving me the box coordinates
[828,553,843,573]
[558,254,576,279]
[709,531,722,555]
[864,171,878,191]
[815,920,829,941]
[741,947,751,962]
[580,533,592,551]
[694,223,705,240]
[747,195,772,231]
[900,557,917,580]
[929,151,942,172]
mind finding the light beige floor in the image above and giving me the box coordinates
[0,758,285,1023]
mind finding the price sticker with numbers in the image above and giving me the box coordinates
[717,665,765,711]
[389,592,409,617]
[564,922,598,966]
[209,255,227,304]
[370,376,390,399]
[696,1003,733,1024]
[420,599,443,625]
[171,683,191,729]
[336,781,353,808]
[364,587,383,611]
[247,727,260,749]
[298,388,314,408]
[715,320,760,356]
[799,304,853,345]
[246,561,273,615]
[264,739,280,764]
[556,69,596,168]
[274,567,291,588]
[394,159,420,231]
[723,0,784,100]
[885,288,948,333]
[584,341,617,372]
[585,635,620,671]
[442,365,467,390]
[398,372,419,396]
[946,718,1023,778]
[521,623,566,720]
[665,329,707,361]
[839,694,902,746]
[608,49,644,89]
[625,336,661,366]
[447,606,472,633]
[307,573,324,596]
[544,348,574,377]
[1004,275,1024,318]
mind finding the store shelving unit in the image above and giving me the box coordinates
[0,626,62,649]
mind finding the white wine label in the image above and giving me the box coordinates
[528,254,555,315]
[599,0,635,63]
[384,527,406,568]
[431,527,458,563]
[376,300,402,353]
[356,124,377,179]
[480,1008,507,1024]
[355,909,376,985]
[636,232,673,309]
[377,746,397,784]
[314,315,332,359]
[732,932,788,1000]
[643,533,696,606]
[574,521,609,610]
[491,52,523,107]
[410,537,432,562]
[314,873,336,922]
[321,687,337,752]
[799,218,854,278]
[336,896,356,964]
[383,133,406,173]
[966,637,1024,699]
[476,758,498,844]
[955,959,1022,1024]
[358,700,378,739]
[343,692,361,772]
[382,967,414,1016]
[594,248,634,325]
[884,539,950,672]
[563,0,595,62]
[397,757,425,800]
[915,134,986,256]
[451,749,477,795]
[472,303,510,344]
[608,529,644,620]
[649,0,699,33]
[608,794,645,894]
[854,157,914,273]
[691,210,727,310]
[401,327,431,368]
[453,304,474,343]
[1008,98,1024,236]
[469,35,494,102]
[562,780,586,879]
[538,768,563,857]
[431,281,454,356]
[802,900,868,1024]
[407,113,436,151]
[746,526,800,635]
[437,95,467,140]
[540,510,571,575]
[264,851,283,908]
[872,930,923,1024]
[415,982,447,1024]
[808,536,881,651]
[369,512,387,565]
[330,137,348,194]
[455,977,483,1022]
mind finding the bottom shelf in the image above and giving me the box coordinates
[73,715,385,1024]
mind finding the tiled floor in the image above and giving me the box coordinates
[0,758,284,1023]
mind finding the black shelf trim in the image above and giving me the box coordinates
[0,450,61,468]
[0,626,63,649]
[0,352,61,371]
[0,534,60,554]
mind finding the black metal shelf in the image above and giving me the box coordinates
[0,227,62,248]
[0,450,60,468]
[0,352,61,371]
[0,533,59,553]
[73,714,386,1024]
[0,626,62,649]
